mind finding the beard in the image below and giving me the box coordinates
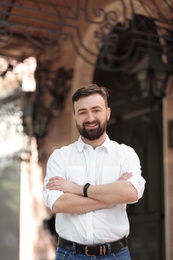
[76,119,108,140]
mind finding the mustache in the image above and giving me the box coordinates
[83,120,99,125]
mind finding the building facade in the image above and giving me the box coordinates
[0,1,173,259]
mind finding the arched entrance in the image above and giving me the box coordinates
[71,1,173,258]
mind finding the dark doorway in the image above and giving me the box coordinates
[106,101,165,260]
[93,13,165,259]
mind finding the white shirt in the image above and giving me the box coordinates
[44,135,145,245]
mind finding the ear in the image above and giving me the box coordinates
[107,107,111,120]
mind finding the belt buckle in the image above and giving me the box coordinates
[85,246,95,256]
[85,245,107,256]
[102,245,107,255]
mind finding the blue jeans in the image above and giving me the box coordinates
[55,246,131,260]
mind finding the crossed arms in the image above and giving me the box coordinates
[45,172,138,214]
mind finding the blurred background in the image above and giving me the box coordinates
[0,1,173,260]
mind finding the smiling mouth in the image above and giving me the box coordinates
[85,123,98,129]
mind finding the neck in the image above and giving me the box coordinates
[81,132,107,149]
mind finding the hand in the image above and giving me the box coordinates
[118,172,133,181]
[46,176,79,194]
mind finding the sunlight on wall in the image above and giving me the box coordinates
[0,56,55,260]
[20,139,55,260]
[19,57,36,92]
[0,56,36,96]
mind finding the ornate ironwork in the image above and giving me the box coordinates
[22,67,73,139]
[0,0,172,72]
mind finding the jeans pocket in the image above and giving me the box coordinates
[55,247,72,260]
[112,246,131,260]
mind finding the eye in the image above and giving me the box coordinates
[93,109,100,113]
[78,111,86,115]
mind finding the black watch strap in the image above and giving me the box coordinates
[83,183,90,197]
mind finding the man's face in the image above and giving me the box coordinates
[73,94,111,140]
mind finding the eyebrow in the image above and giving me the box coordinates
[77,108,86,113]
[77,106,102,113]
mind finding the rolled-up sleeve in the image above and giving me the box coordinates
[43,150,64,210]
[127,177,146,200]
[120,145,146,201]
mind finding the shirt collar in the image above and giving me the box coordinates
[76,135,111,153]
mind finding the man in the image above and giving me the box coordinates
[44,84,146,260]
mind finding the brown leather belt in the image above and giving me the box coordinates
[58,237,127,256]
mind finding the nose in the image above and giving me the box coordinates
[86,111,95,122]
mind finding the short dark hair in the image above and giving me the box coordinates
[72,84,109,111]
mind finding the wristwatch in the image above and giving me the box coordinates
[83,183,90,197]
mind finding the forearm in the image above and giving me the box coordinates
[71,180,138,204]
[52,193,113,214]
[86,181,138,204]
